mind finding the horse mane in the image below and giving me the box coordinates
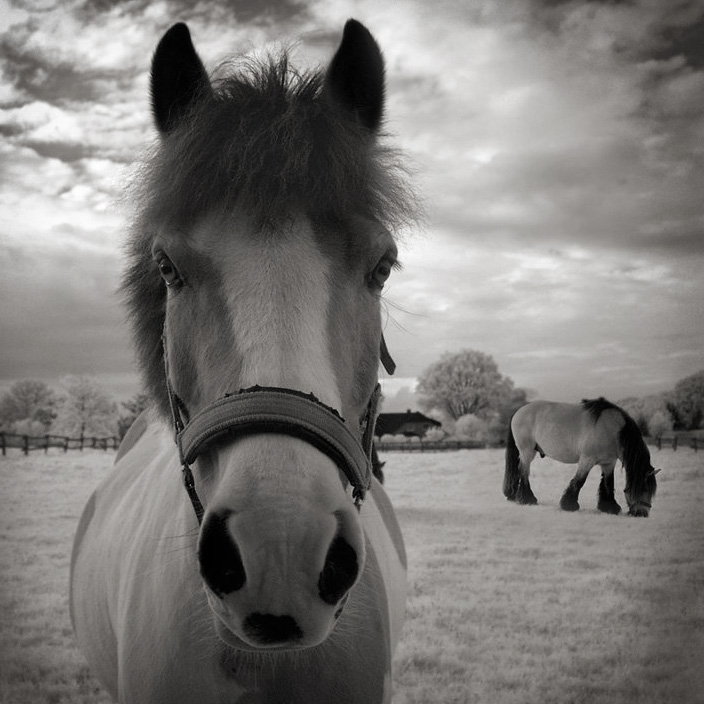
[580,396,619,423]
[122,52,418,417]
[581,397,655,499]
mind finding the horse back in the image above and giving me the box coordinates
[115,409,151,463]
[513,400,624,463]
[512,401,593,463]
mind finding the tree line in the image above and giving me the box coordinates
[414,349,704,442]
[618,369,704,436]
[0,377,148,440]
[2,360,702,446]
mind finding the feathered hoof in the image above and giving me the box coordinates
[598,500,622,515]
[517,493,538,506]
[560,495,580,512]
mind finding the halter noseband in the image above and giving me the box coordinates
[163,334,394,523]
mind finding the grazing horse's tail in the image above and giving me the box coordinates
[504,421,521,500]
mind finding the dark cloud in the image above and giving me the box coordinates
[0,240,132,379]
[0,28,102,104]
[647,10,704,68]
[23,140,96,162]
[2,0,703,405]
[77,0,310,27]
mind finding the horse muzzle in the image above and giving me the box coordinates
[197,468,365,651]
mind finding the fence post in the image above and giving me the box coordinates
[656,436,661,450]
[64,436,69,452]
[1,432,5,457]
[45,434,49,454]
[673,435,678,451]
[23,435,29,456]
[79,434,84,451]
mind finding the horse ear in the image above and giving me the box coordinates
[324,19,385,132]
[151,23,211,135]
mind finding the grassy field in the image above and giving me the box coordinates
[1,446,702,703]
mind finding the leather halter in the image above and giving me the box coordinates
[163,333,395,524]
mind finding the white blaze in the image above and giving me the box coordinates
[213,216,341,412]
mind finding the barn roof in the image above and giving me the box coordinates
[375,410,441,437]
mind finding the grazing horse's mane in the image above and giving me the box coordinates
[122,51,418,418]
[581,397,655,499]
[580,396,619,422]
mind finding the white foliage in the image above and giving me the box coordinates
[454,414,489,442]
[53,376,118,437]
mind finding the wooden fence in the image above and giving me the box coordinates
[0,431,120,456]
[377,439,489,453]
[651,435,701,452]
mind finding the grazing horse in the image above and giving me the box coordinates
[70,20,414,704]
[504,398,658,517]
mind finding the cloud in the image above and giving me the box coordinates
[1,0,702,409]
[0,238,131,378]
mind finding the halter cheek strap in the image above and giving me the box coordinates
[162,333,394,523]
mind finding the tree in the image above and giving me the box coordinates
[454,414,488,443]
[416,349,516,422]
[670,370,704,430]
[0,380,58,431]
[648,410,671,438]
[619,394,672,435]
[53,376,118,437]
[11,418,47,436]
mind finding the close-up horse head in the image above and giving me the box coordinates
[118,20,412,654]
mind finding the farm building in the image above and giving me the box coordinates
[374,410,441,439]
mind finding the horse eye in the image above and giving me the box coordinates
[369,257,394,290]
[156,254,181,288]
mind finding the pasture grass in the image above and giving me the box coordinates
[385,448,704,704]
[0,447,702,703]
[0,452,112,704]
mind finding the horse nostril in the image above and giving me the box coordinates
[318,535,358,605]
[198,511,246,596]
[243,613,303,645]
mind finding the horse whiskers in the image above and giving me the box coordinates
[155,527,200,541]
[382,296,425,319]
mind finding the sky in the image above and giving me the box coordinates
[1,0,703,414]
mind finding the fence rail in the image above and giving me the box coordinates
[377,439,490,453]
[0,431,120,456]
[2,431,697,457]
[651,435,701,452]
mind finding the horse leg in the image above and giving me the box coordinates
[560,458,593,512]
[504,428,521,501]
[516,452,538,506]
[597,462,621,515]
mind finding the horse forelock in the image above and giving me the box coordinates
[129,54,418,233]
